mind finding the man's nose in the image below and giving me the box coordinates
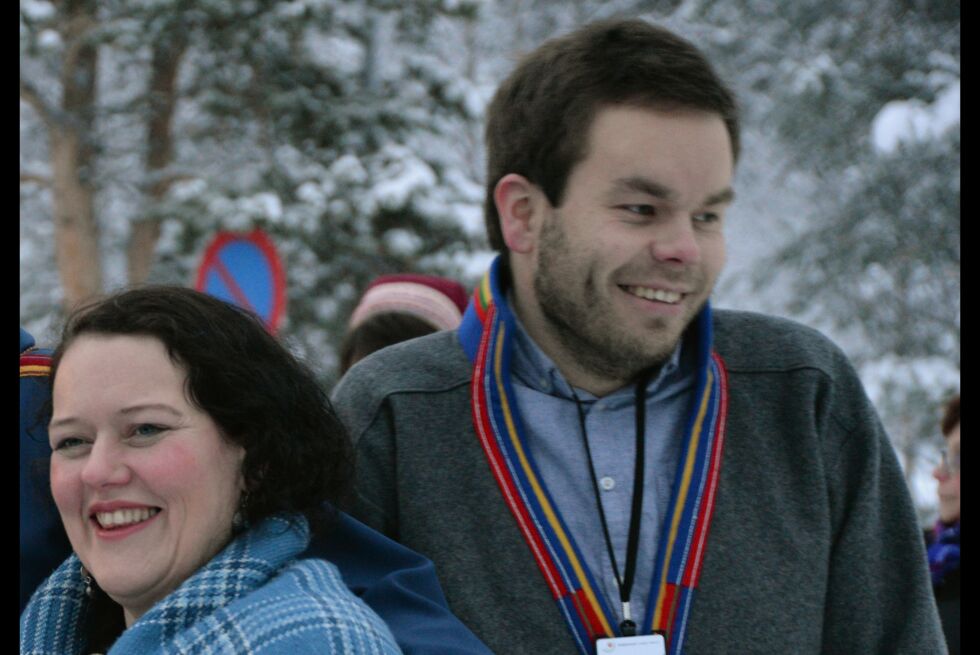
[648,215,700,264]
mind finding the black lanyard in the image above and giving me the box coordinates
[572,370,652,637]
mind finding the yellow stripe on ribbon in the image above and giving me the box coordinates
[478,273,492,311]
[492,326,614,637]
[652,367,715,628]
[20,365,51,377]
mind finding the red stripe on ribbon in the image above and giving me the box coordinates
[657,582,679,633]
[572,588,609,639]
[470,306,568,602]
[20,354,52,367]
[473,283,489,322]
[682,354,729,588]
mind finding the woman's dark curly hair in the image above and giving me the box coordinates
[48,285,353,534]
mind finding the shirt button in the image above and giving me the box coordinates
[600,476,615,491]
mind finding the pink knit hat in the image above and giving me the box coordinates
[348,274,469,331]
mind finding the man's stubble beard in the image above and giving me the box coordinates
[532,213,692,385]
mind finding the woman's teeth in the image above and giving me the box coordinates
[95,507,160,529]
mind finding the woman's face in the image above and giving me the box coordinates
[49,334,245,626]
[933,421,960,524]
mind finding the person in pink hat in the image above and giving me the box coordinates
[340,274,469,375]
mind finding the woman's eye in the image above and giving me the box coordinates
[133,424,166,438]
[53,437,87,452]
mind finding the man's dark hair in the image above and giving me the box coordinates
[49,285,352,534]
[941,393,960,437]
[484,18,740,253]
[339,312,439,375]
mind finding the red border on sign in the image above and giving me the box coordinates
[195,229,287,334]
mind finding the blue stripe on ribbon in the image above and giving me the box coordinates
[486,304,619,647]
[464,256,725,653]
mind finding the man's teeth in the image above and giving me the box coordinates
[625,286,682,304]
[95,507,159,529]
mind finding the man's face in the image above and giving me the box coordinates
[526,105,733,390]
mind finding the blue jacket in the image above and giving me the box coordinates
[21,515,402,654]
[306,513,492,654]
[18,328,491,655]
[19,328,71,611]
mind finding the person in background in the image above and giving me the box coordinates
[19,311,491,655]
[929,393,960,654]
[332,18,946,654]
[339,273,468,375]
[20,327,72,611]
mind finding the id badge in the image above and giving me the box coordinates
[595,634,666,655]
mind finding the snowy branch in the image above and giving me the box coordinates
[20,171,52,188]
[140,169,200,195]
[19,78,55,128]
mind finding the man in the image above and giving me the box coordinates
[333,19,945,655]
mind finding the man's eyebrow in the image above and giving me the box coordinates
[704,187,735,206]
[611,177,735,206]
[612,176,676,201]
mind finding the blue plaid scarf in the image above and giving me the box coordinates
[21,514,401,654]
[927,520,960,587]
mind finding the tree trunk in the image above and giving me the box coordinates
[51,0,102,310]
[127,35,188,285]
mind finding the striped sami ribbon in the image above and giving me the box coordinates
[20,351,52,378]
[458,257,728,654]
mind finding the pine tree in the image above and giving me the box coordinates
[689,0,960,517]
[21,0,488,385]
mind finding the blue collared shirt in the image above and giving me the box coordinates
[507,299,696,628]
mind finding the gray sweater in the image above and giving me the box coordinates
[332,309,946,654]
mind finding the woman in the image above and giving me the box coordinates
[21,286,401,654]
[929,393,960,655]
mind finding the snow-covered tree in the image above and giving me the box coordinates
[21,0,488,385]
[21,0,958,517]
[688,0,960,520]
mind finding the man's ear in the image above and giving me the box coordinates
[494,173,545,254]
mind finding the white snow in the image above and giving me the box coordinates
[371,149,438,210]
[22,0,56,21]
[912,467,939,525]
[296,181,327,209]
[871,81,960,154]
[456,248,496,280]
[37,29,61,49]
[860,355,960,404]
[168,178,207,201]
[244,192,283,222]
[383,228,423,256]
